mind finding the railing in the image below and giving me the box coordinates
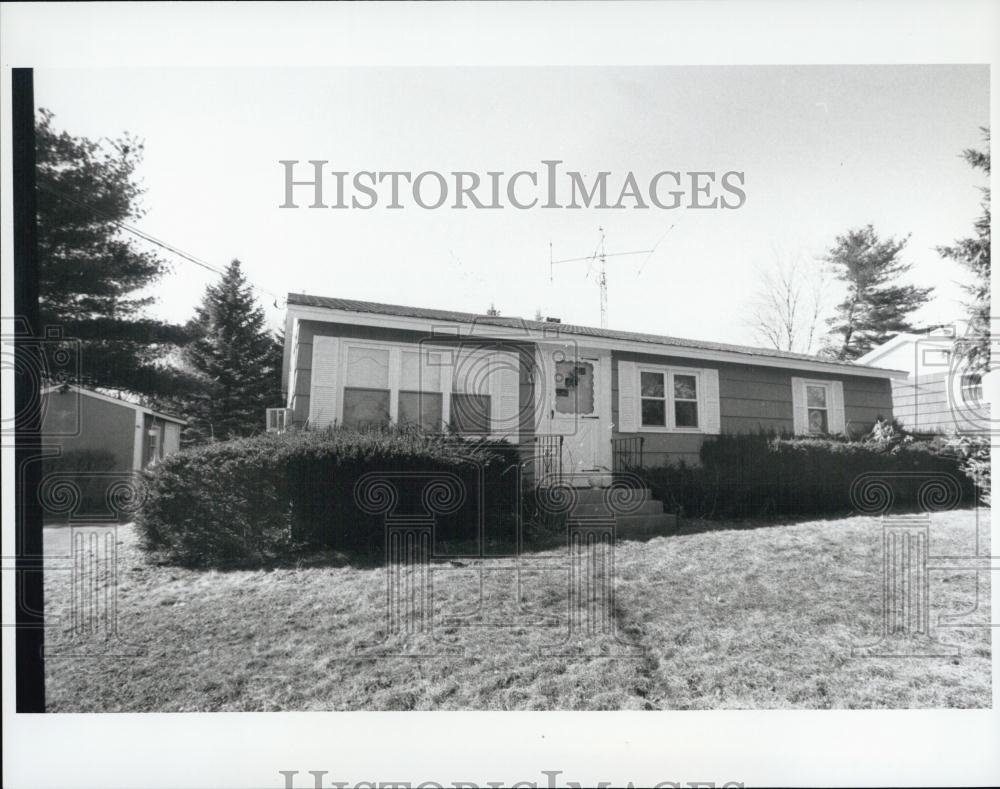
[611,436,645,473]
[531,434,563,484]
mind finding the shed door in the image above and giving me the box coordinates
[163,422,181,456]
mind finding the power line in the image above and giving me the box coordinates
[37,183,286,305]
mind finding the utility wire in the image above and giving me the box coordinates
[37,183,286,305]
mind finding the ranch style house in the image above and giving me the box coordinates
[279,293,905,487]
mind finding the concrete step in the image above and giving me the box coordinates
[568,487,652,504]
[614,513,678,539]
[570,499,664,517]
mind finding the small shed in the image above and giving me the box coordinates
[41,384,186,472]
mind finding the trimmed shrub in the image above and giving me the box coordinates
[641,429,976,519]
[135,427,518,566]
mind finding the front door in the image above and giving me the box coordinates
[537,344,612,485]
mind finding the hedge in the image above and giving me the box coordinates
[135,427,519,566]
[640,429,978,519]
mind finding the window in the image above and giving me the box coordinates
[791,377,844,436]
[674,374,699,428]
[450,347,492,434]
[266,408,290,433]
[399,391,443,431]
[638,368,701,430]
[640,371,666,427]
[343,346,391,430]
[398,348,444,430]
[806,384,828,434]
[961,372,983,405]
[555,360,595,415]
[343,388,391,430]
[146,427,160,466]
[450,393,491,434]
[317,339,517,440]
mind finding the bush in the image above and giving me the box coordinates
[945,434,991,506]
[135,427,518,566]
[640,428,976,519]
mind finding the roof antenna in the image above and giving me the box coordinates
[549,227,654,329]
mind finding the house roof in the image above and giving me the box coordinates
[856,333,920,366]
[286,292,907,377]
[41,384,187,425]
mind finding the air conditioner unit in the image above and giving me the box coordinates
[265,407,292,433]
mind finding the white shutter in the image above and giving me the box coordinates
[828,380,846,434]
[701,368,721,434]
[790,376,808,435]
[490,349,520,443]
[618,361,638,432]
[163,422,181,455]
[309,336,341,428]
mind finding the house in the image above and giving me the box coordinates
[856,328,988,434]
[281,294,904,487]
[41,384,186,472]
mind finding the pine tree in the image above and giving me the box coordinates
[183,260,284,442]
[823,225,933,360]
[938,127,990,373]
[36,109,194,397]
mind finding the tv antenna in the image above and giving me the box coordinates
[549,227,656,329]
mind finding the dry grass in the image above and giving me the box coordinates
[44,508,991,711]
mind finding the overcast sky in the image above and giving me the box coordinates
[35,65,989,348]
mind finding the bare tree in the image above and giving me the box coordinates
[747,248,829,355]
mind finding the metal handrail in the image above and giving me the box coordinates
[611,436,645,473]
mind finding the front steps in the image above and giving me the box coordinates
[566,486,677,539]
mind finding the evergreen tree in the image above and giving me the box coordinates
[938,127,990,373]
[823,225,933,360]
[36,109,194,397]
[183,260,283,442]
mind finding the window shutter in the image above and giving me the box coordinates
[618,361,637,432]
[701,368,721,434]
[828,380,846,434]
[309,336,341,427]
[490,350,520,443]
[790,376,808,434]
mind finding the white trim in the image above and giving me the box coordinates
[536,343,612,472]
[791,377,846,435]
[131,409,144,471]
[617,359,638,432]
[855,333,919,366]
[319,336,518,440]
[633,362,717,435]
[40,384,186,425]
[287,303,908,380]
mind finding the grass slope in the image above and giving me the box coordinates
[44,509,991,711]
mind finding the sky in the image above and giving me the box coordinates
[34,65,989,349]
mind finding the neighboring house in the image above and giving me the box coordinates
[281,294,904,485]
[41,384,186,472]
[857,329,988,434]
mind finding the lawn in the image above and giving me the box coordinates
[44,508,991,711]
